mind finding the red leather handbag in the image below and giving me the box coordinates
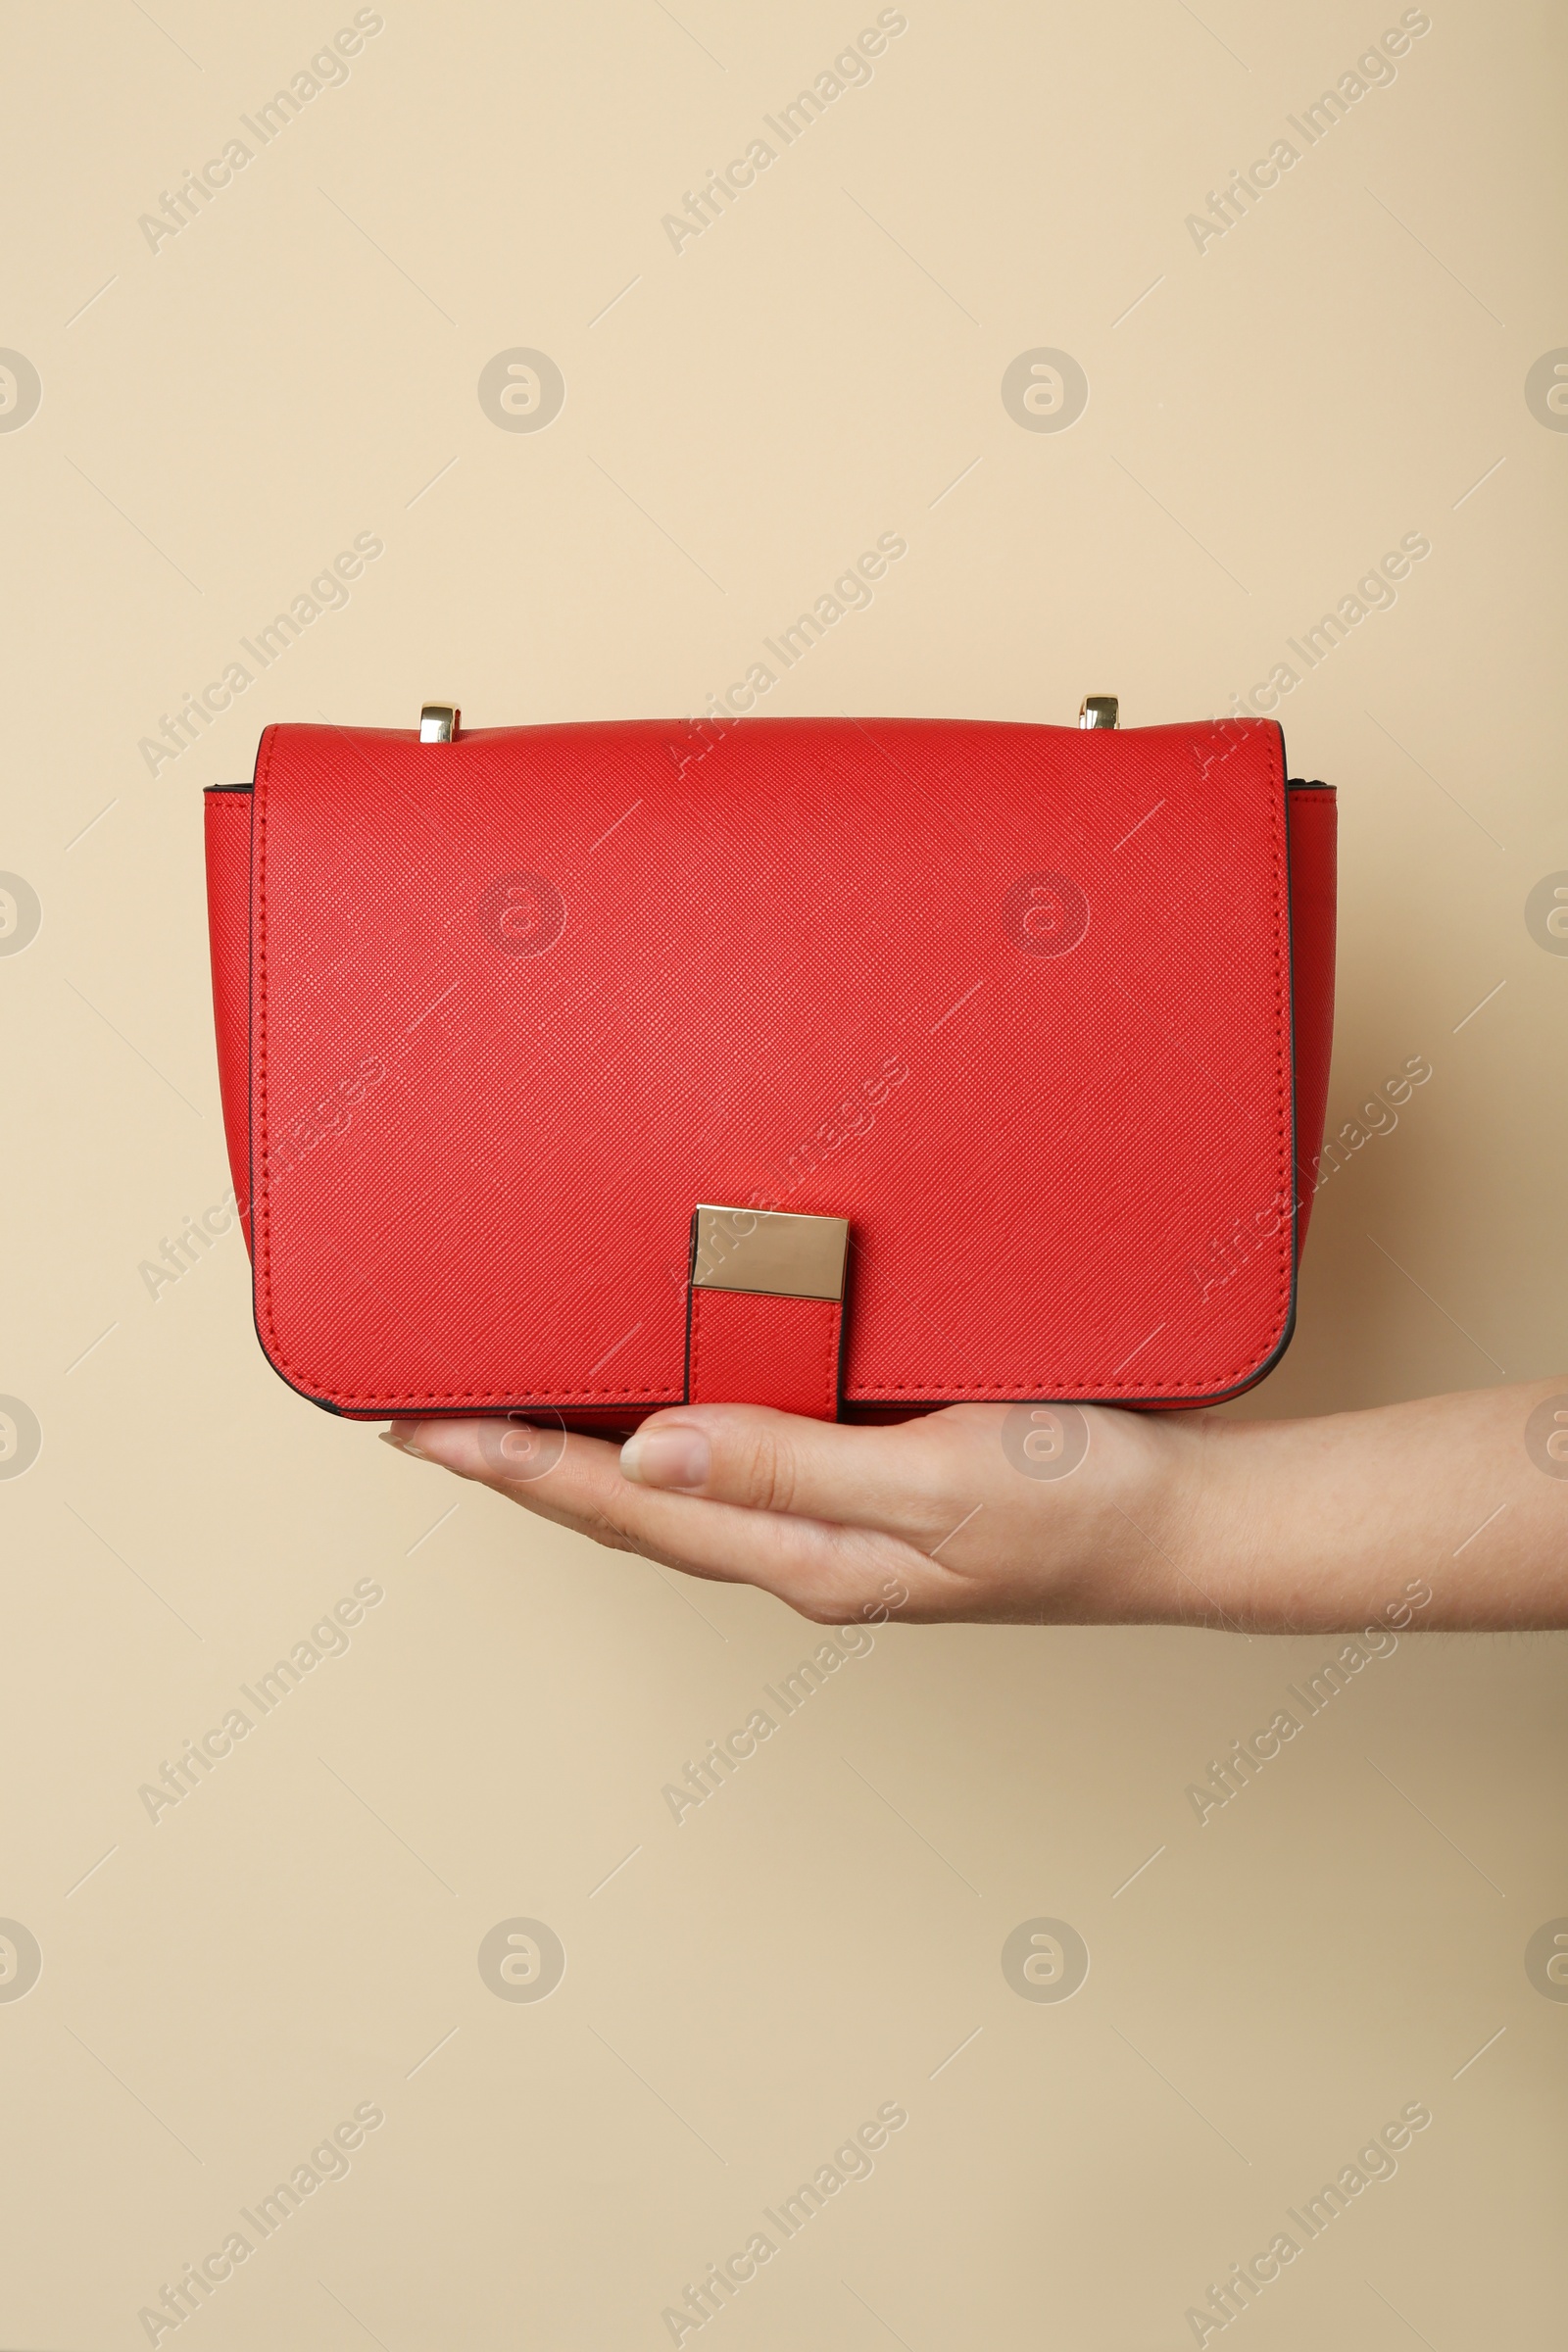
[204,701,1335,1427]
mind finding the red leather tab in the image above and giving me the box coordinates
[203,787,254,1250]
[687,1288,843,1420]
[1286,787,1337,1249]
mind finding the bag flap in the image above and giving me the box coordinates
[249,715,1296,1414]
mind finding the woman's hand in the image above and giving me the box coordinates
[382,1377,1568,1633]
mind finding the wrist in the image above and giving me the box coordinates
[1124,1407,1269,1630]
[1059,1406,1237,1628]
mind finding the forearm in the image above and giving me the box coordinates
[1152,1378,1568,1633]
[388,1375,1568,1634]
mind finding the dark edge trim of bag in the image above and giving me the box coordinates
[235,737,345,1416]
[1093,717,1305,1412]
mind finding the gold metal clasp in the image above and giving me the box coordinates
[1079,696,1118,729]
[691,1206,849,1302]
[419,704,461,743]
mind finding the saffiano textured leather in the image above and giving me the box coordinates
[204,712,1336,1425]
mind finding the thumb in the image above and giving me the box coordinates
[618,1403,944,1543]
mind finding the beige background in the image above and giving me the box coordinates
[3,1,1565,2344]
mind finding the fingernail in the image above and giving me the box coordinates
[379,1429,428,1460]
[620,1424,710,1491]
